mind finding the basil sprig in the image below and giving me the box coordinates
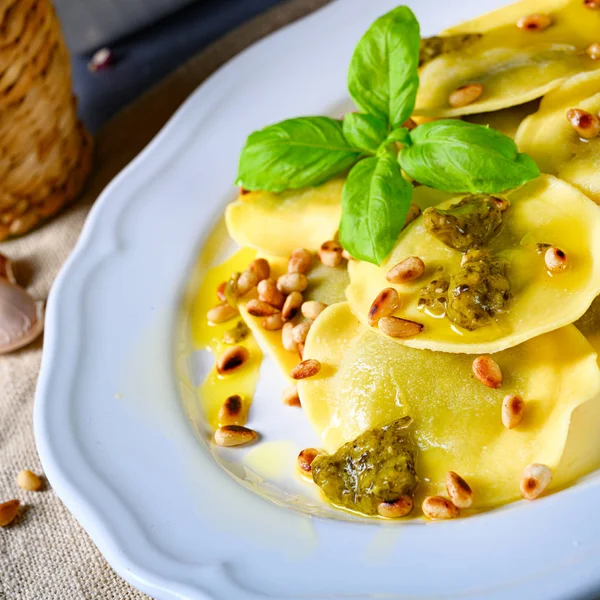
[236,6,540,265]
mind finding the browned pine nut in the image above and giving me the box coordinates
[449,83,483,108]
[297,342,305,359]
[377,495,414,518]
[341,249,353,261]
[545,246,568,273]
[262,313,284,331]
[378,316,423,338]
[277,273,309,295]
[257,278,285,309]
[368,288,401,326]
[246,299,280,317]
[217,346,250,375]
[520,463,552,500]
[301,301,327,320]
[318,240,343,267]
[282,322,297,352]
[516,12,552,30]
[0,499,20,527]
[214,425,257,447]
[17,470,42,492]
[472,355,502,388]
[282,291,303,320]
[207,303,239,324]
[492,196,510,212]
[288,248,312,274]
[584,0,600,8]
[404,203,422,228]
[237,269,259,297]
[422,496,460,520]
[297,448,320,474]
[446,471,473,508]
[216,281,227,302]
[291,359,321,380]
[282,384,301,407]
[586,43,600,60]
[566,108,600,139]
[386,257,425,284]
[249,258,270,282]
[502,394,525,429]
[403,118,417,131]
[292,321,312,344]
[218,395,246,426]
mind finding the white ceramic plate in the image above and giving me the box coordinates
[35,1,600,598]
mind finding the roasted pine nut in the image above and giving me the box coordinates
[386,257,425,284]
[218,395,246,426]
[282,291,303,320]
[520,463,552,500]
[472,355,502,388]
[378,316,423,338]
[567,108,600,139]
[318,240,343,267]
[422,496,460,520]
[282,385,301,407]
[217,346,250,375]
[297,448,320,474]
[249,258,270,282]
[237,269,259,297]
[246,299,280,317]
[262,313,284,331]
[377,495,414,518]
[516,13,552,30]
[292,321,312,344]
[545,246,568,273]
[449,83,483,108]
[282,322,297,352]
[446,471,473,508]
[301,301,327,320]
[368,288,401,326]
[502,394,525,429]
[214,425,257,447]
[290,359,321,380]
[586,43,600,60]
[207,303,239,324]
[258,278,285,308]
[277,273,309,294]
[288,248,313,274]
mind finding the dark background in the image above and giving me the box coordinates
[66,0,287,133]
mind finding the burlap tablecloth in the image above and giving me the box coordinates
[0,1,330,597]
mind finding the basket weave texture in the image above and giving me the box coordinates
[0,0,92,240]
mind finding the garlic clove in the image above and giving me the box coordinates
[0,252,16,284]
[0,280,45,354]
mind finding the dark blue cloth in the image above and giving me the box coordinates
[71,0,285,133]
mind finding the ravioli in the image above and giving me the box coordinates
[225,177,343,256]
[298,303,600,507]
[515,70,600,204]
[346,175,600,354]
[415,0,600,117]
[238,253,349,379]
[463,100,541,139]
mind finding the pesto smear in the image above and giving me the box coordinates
[311,417,418,516]
[419,195,511,331]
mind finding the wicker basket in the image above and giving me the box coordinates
[0,0,92,240]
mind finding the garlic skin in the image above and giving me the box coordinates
[0,252,16,284]
[0,280,44,354]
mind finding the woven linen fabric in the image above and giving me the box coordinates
[0,1,331,597]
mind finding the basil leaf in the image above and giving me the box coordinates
[386,127,412,146]
[340,154,412,265]
[348,6,421,129]
[398,120,540,193]
[342,113,388,153]
[237,117,363,192]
